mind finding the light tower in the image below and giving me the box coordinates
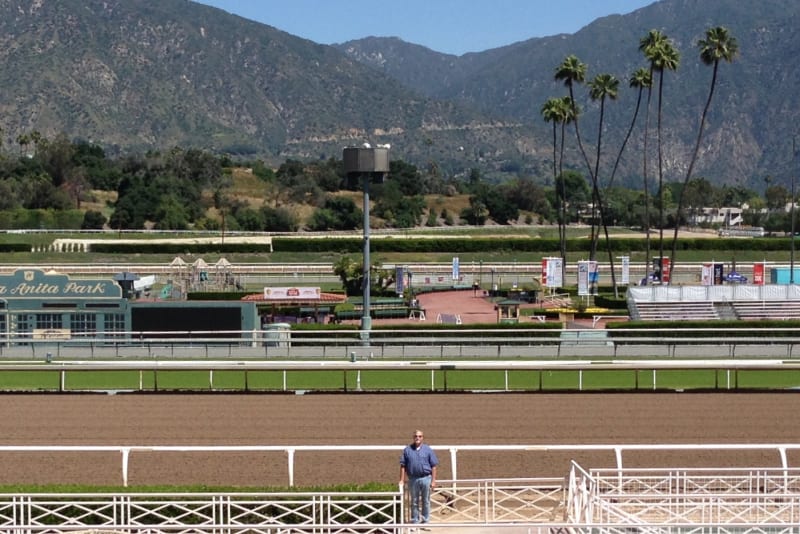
[343,146,390,342]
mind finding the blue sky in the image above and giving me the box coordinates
[192,0,657,56]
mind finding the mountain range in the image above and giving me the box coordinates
[0,0,797,191]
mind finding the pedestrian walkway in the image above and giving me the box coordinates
[402,525,549,533]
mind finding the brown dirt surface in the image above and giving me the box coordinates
[0,392,797,487]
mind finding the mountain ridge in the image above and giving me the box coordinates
[0,0,796,191]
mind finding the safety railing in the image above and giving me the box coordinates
[567,463,800,528]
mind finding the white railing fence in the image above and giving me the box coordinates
[567,463,800,529]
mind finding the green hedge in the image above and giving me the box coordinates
[6,235,790,255]
[0,243,31,252]
[91,242,272,254]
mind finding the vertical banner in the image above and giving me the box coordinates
[588,260,599,294]
[753,262,765,285]
[713,263,724,285]
[701,263,713,286]
[621,256,630,285]
[577,261,589,296]
[547,257,564,288]
[395,266,405,295]
[452,257,460,281]
[541,258,548,287]
[655,257,671,283]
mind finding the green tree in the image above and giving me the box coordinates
[671,26,739,271]
[153,194,189,230]
[261,205,299,232]
[81,210,107,230]
[307,195,362,231]
[460,196,489,226]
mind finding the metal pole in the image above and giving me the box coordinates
[792,137,796,284]
[361,173,371,341]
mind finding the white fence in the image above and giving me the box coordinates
[5,444,800,532]
[3,443,800,488]
[3,358,800,393]
[567,462,800,531]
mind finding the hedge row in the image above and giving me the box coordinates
[7,236,794,255]
[0,243,32,252]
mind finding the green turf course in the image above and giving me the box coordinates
[2,366,800,392]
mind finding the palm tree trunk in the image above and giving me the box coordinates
[670,62,720,272]
[643,81,654,286]
[603,89,644,298]
[559,123,568,284]
[657,72,666,282]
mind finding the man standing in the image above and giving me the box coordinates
[399,429,439,526]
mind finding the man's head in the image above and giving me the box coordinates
[413,430,424,444]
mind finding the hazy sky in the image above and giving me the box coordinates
[192,0,657,56]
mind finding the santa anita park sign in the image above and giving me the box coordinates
[0,270,122,299]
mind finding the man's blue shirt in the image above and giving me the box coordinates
[400,443,439,478]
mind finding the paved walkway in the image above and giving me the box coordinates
[402,526,547,533]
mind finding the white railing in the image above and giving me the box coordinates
[568,463,800,528]
[5,327,800,361]
[0,491,402,534]
[2,443,800,488]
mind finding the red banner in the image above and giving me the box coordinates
[753,262,765,285]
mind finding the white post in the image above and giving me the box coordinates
[121,447,130,487]
[287,448,295,487]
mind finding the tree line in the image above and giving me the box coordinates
[0,130,794,236]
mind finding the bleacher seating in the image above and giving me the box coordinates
[731,301,800,320]
[632,301,720,321]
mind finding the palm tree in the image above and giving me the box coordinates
[603,67,651,295]
[16,133,29,157]
[608,68,652,191]
[554,55,594,180]
[542,97,566,259]
[587,73,619,261]
[640,31,680,282]
[588,73,621,296]
[670,27,739,271]
[541,96,574,280]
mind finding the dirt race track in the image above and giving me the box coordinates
[1,392,799,487]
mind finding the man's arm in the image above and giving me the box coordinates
[430,465,437,488]
[399,465,407,484]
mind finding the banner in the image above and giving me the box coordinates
[452,257,460,281]
[620,256,630,285]
[701,263,723,285]
[542,258,550,287]
[753,262,765,285]
[577,261,589,296]
[701,263,713,286]
[588,260,599,292]
[395,266,405,295]
[544,257,563,288]
[263,287,321,300]
[654,257,671,283]
[713,263,724,285]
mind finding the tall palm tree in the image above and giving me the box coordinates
[587,73,619,258]
[542,96,575,282]
[640,31,680,282]
[587,73,621,296]
[608,68,652,191]
[603,67,651,295]
[554,55,594,182]
[670,27,739,271]
[541,97,566,262]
